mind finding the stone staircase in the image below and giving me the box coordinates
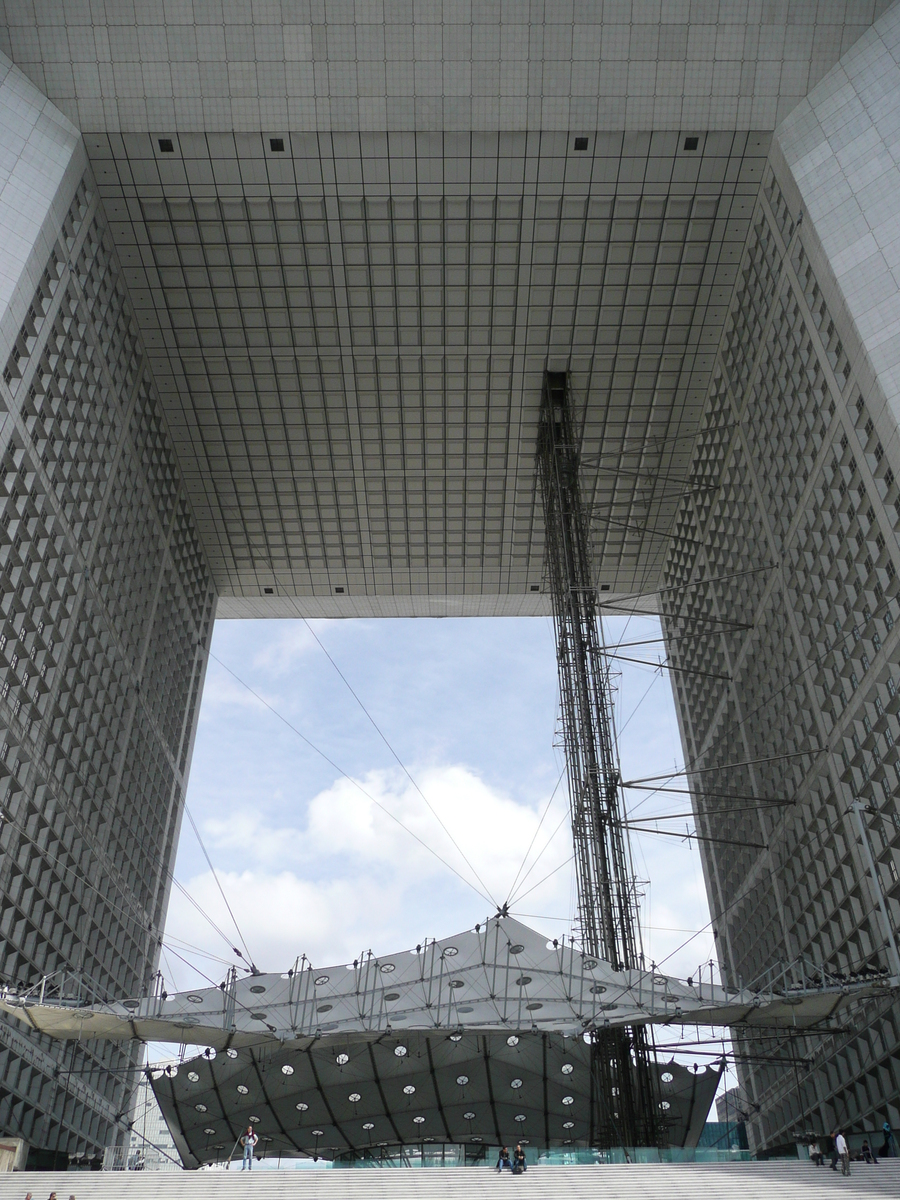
[1,1161,899,1200]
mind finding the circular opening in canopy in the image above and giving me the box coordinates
[188,1071,200,1082]
[336,1053,349,1065]
[380,963,395,973]
[562,1096,574,1106]
[282,1065,294,1076]
[403,1085,416,1095]
[296,1102,308,1112]
[561,1063,573,1075]
[507,1036,519,1047]
[394,1046,408,1057]
[237,1085,249,1094]
[315,976,329,986]
[456,1075,468,1086]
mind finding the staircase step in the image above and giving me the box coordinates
[1,1161,899,1200]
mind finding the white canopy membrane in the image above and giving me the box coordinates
[1,917,893,1163]
[1,916,890,1047]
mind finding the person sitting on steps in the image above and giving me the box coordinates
[496,1146,511,1171]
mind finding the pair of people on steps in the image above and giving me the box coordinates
[495,1143,527,1173]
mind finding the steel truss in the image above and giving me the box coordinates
[537,370,661,1148]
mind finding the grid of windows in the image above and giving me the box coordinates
[662,168,900,1149]
[0,176,215,1157]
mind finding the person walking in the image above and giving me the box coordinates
[882,1121,896,1157]
[835,1129,850,1176]
[240,1125,258,1170]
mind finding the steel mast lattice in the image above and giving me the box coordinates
[537,369,661,1148]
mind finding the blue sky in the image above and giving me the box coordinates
[153,613,739,1126]
[162,614,717,992]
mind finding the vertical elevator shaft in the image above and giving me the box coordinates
[537,370,661,1148]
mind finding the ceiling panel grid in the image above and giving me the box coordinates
[84,129,768,610]
[1,1,889,135]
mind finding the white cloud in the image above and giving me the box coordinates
[166,762,575,983]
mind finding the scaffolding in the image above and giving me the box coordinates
[537,369,661,1148]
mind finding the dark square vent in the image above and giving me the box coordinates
[263,587,274,594]
[269,138,284,152]
[573,137,589,151]
[158,138,174,153]
[683,136,699,151]
[334,586,345,594]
